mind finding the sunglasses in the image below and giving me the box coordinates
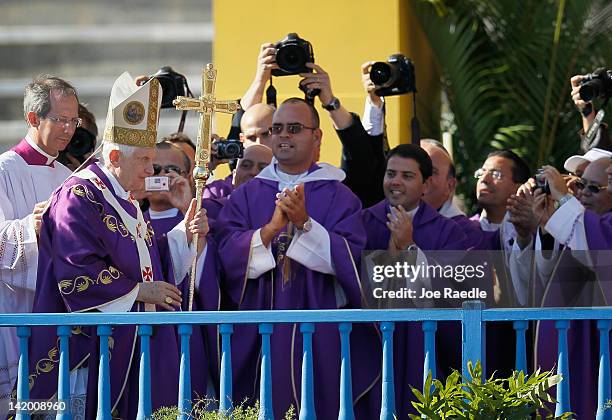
[575,179,607,194]
[270,122,317,135]
[153,164,184,176]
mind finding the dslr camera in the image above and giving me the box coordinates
[534,169,551,194]
[369,54,416,97]
[272,33,314,77]
[579,68,612,102]
[151,66,189,108]
[58,127,96,165]
[212,139,244,160]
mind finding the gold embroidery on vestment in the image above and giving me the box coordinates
[58,266,122,295]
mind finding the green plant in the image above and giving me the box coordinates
[410,0,612,213]
[151,399,296,420]
[409,361,574,419]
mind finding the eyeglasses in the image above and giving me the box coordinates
[153,164,185,176]
[270,123,317,135]
[45,114,82,128]
[244,128,272,143]
[575,179,607,194]
[474,168,503,181]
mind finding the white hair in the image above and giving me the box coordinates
[101,142,137,165]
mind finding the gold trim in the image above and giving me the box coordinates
[58,266,122,295]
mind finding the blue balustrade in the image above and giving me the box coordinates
[219,323,234,415]
[56,325,72,420]
[379,321,395,420]
[597,320,611,420]
[259,323,274,420]
[177,324,192,419]
[338,322,354,420]
[3,304,612,419]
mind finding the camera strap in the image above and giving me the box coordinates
[411,91,420,145]
[177,79,195,133]
[266,79,277,108]
[582,107,606,151]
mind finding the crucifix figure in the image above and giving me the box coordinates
[174,63,239,311]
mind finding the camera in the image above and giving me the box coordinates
[272,33,314,77]
[579,68,612,102]
[151,66,189,108]
[212,139,244,160]
[57,127,96,166]
[369,54,416,97]
[534,169,550,194]
[145,176,169,192]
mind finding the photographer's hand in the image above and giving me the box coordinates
[165,173,192,215]
[240,43,278,110]
[570,75,596,132]
[541,165,569,201]
[299,63,353,129]
[361,61,383,108]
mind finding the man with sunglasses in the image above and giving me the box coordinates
[0,75,79,412]
[216,97,380,419]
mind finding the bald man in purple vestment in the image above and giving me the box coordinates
[216,98,380,419]
[25,75,209,419]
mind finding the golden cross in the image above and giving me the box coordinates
[173,63,238,311]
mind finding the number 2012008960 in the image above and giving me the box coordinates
[8,399,67,413]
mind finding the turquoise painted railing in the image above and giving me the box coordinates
[3,301,612,420]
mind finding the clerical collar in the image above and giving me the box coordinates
[149,208,180,219]
[257,162,346,191]
[11,135,58,166]
[97,162,131,200]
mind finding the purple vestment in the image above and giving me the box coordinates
[28,163,186,419]
[362,200,469,419]
[216,168,381,419]
[203,175,233,200]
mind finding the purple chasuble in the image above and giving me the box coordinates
[203,175,233,200]
[28,163,181,419]
[216,169,381,419]
[362,200,469,419]
[148,209,222,401]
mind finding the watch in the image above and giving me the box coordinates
[322,97,341,111]
[298,217,313,233]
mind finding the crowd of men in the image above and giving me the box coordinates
[0,42,610,419]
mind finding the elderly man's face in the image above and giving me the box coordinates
[115,147,156,192]
[422,144,455,210]
[576,158,612,215]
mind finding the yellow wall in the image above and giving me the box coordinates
[212,0,438,170]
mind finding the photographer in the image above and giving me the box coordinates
[57,103,98,170]
[570,73,611,152]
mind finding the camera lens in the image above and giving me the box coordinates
[67,127,95,157]
[276,45,308,73]
[579,80,602,102]
[370,62,393,86]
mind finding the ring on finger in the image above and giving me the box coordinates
[165,296,173,305]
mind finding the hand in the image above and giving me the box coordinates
[386,205,414,250]
[299,63,334,105]
[564,174,581,195]
[183,199,208,251]
[517,178,536,197]
[361,61,383,107]
[276,184,309,228]
[532,190,556,230]
[260,201,289,248]
[540,165,569,201]
[162,173,192,215]
[507,193,538,241]
[254,43,278,84]
[32,200,48,235]
[570,75,590,112]
[136,281,182,311]
[135,75,150,87]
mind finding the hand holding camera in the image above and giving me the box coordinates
[361,61,383,107]
[299,63,334,105]
[535,166,569,201]
[146,171,192,215]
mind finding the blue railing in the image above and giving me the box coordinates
[2,301,612,420]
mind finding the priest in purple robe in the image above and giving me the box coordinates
[26,73,209,420]
[216,98,380,419]
[361,143,469,419]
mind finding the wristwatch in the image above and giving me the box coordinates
[322,97,341,111]
[298,217,313,233]
[557,194,573,208]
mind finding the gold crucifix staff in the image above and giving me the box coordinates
[173,63,239,311]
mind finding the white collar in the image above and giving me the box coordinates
[148,208,180,219]
[97,162,130,200]
[257,162,346,191]
[25,134,57,165]
[439,198,466,218]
